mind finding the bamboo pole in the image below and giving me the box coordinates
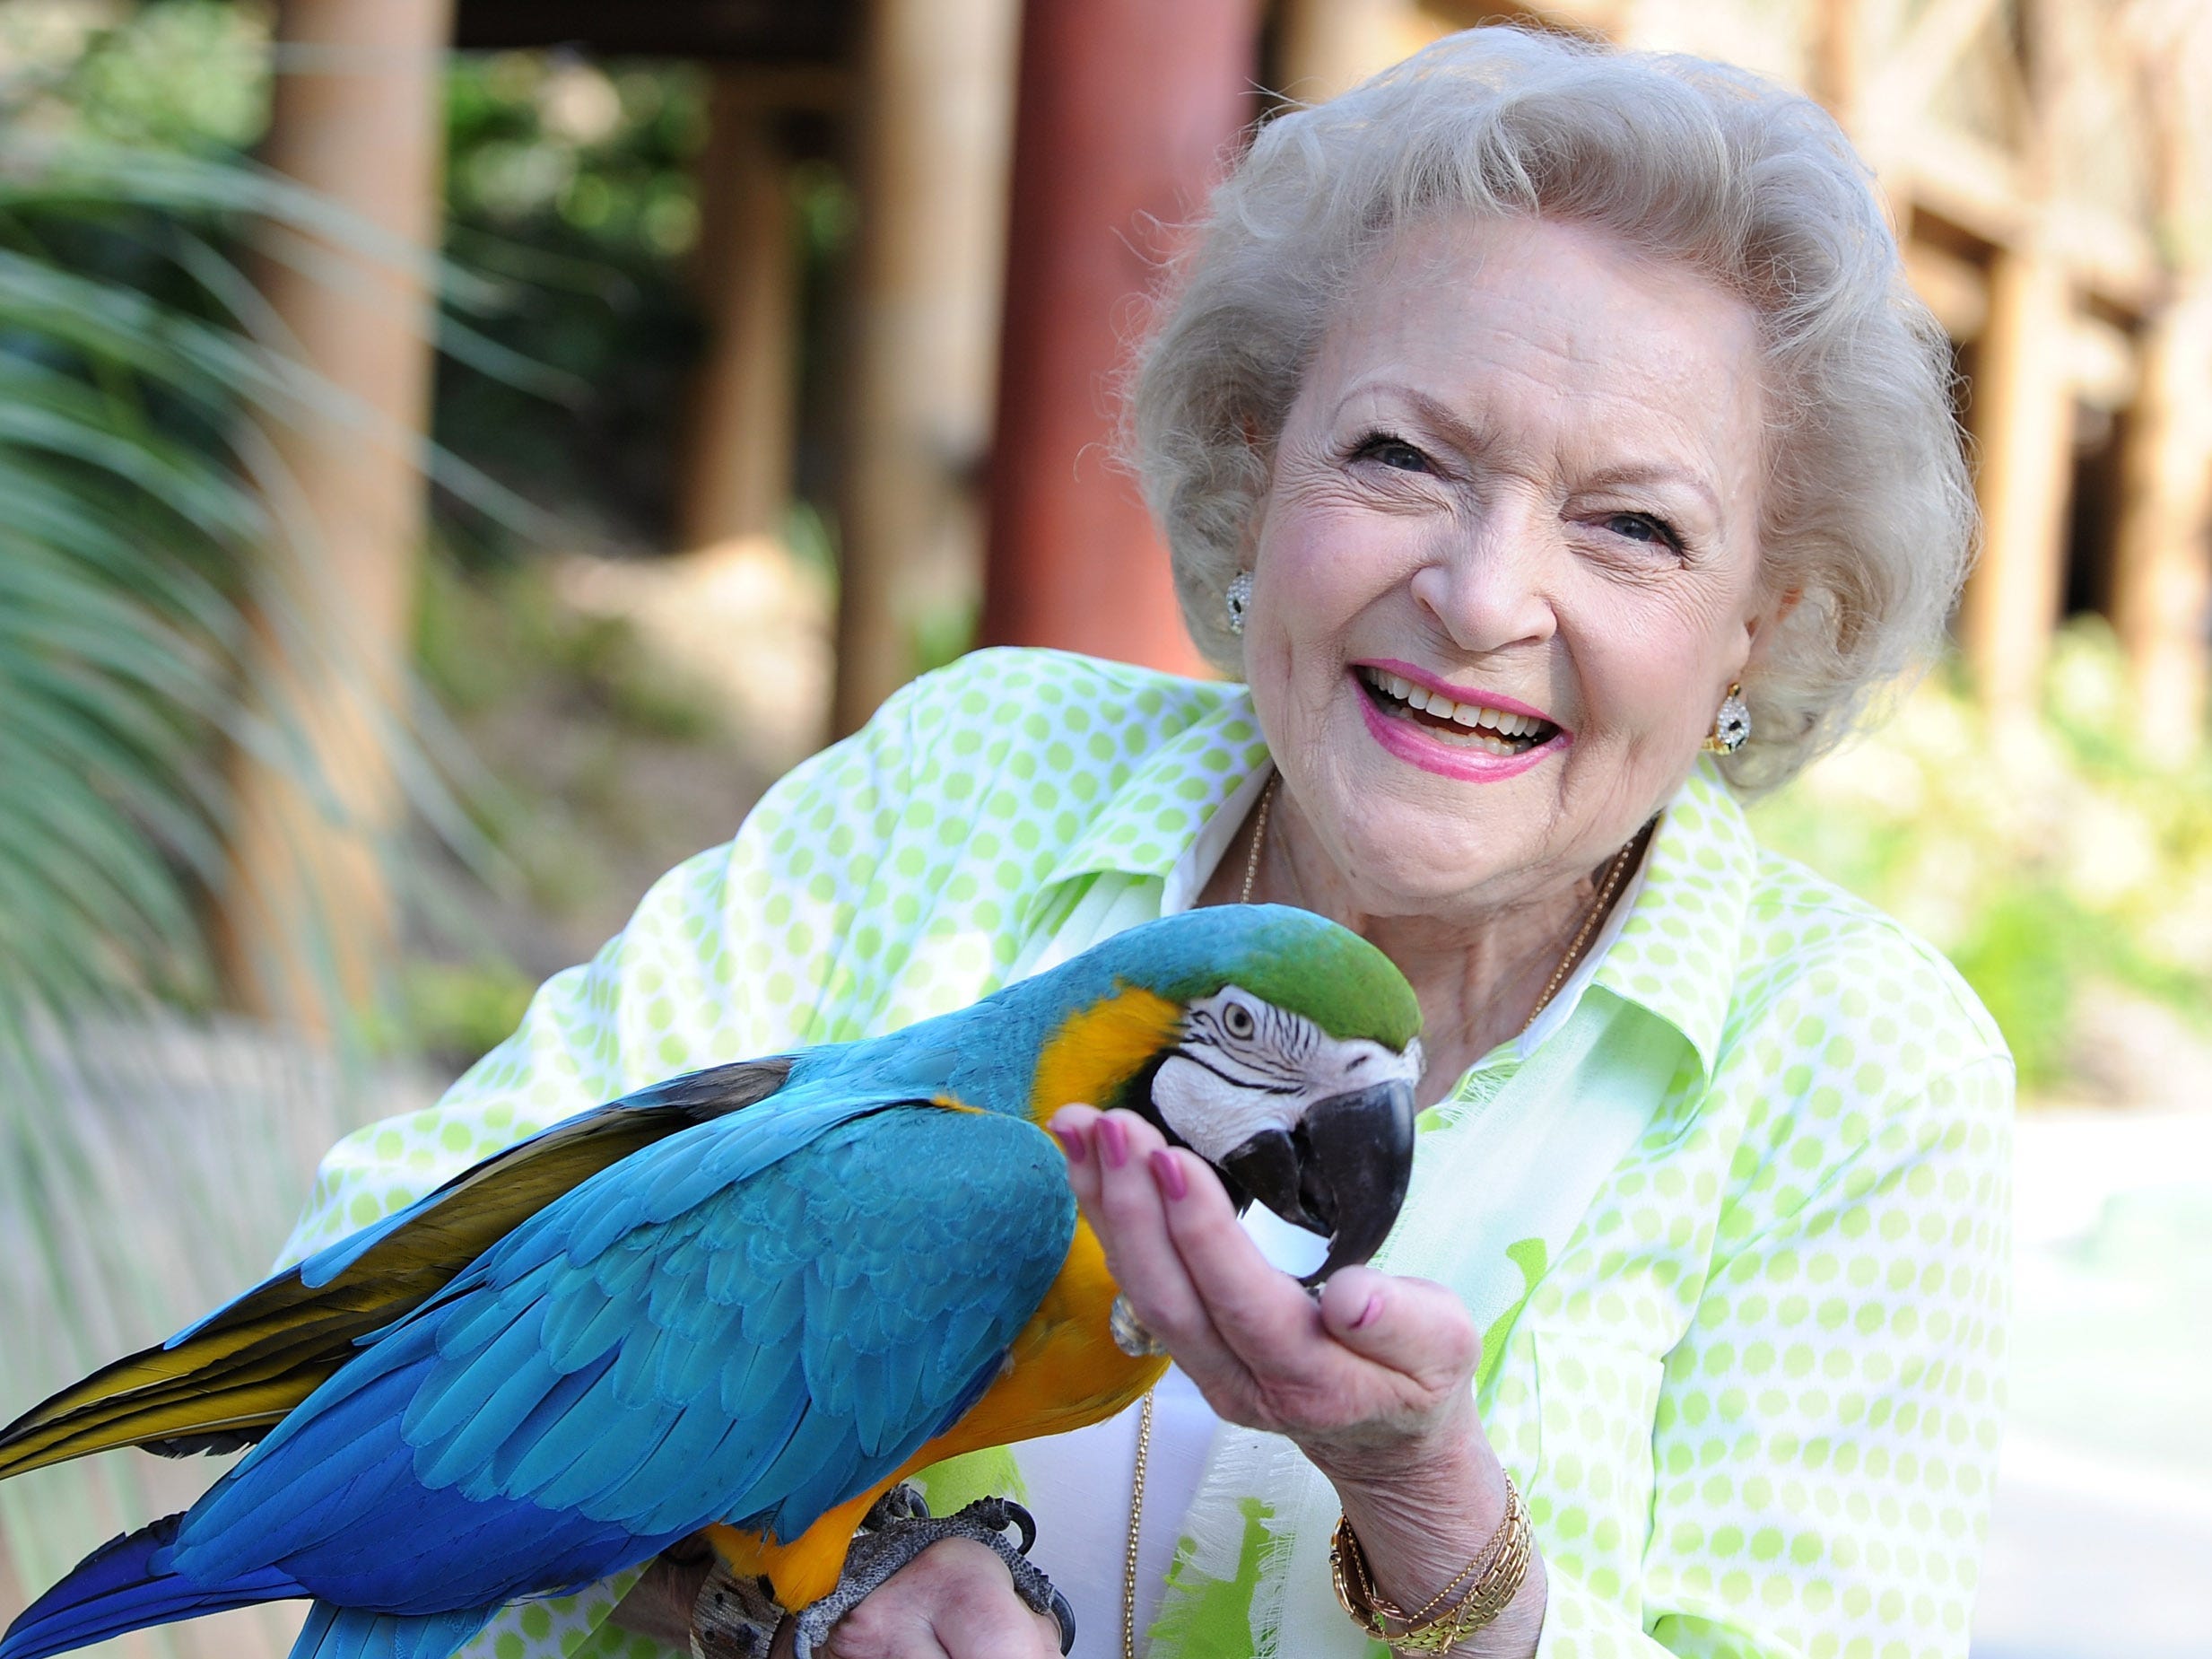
[213,0,452,1028]
[830,0,1021,736]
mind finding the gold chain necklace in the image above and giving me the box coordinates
[1118,773,1635,1658]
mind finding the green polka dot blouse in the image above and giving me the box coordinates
[276,648,2014,1659]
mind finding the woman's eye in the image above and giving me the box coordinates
[1602,511,1683,552]
[1354,434,1430,474]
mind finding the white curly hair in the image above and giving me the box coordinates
[1128,25,1977,792]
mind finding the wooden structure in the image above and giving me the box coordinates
[225,0,2212,1018]
[218,0,454,1027]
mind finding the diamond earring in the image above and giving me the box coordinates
[1703,682,1751,753]
[1224,571,1254,636]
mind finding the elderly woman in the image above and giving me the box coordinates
[280,26,2009,1659]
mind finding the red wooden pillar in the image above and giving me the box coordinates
[979,0,1261,675]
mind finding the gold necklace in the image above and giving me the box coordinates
[1524,830,1642,1031]
[1118,773,1636,1657]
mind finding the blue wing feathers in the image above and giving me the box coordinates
[476,1349,618,1495]
[11,1086,1076,1659]
[0,1515,303,1659]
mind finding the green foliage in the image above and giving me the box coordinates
[0,149,288,1027]
[0,15,470,1635]
[398,956,536,1069]
[1754,623,2212,1093]
[14,1,268,151]
[0,2,269,153]
[415,549,722,743]
[436,54,711,551]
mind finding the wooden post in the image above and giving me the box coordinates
[2109,290,2212,758]
[213,0,451,1026]
[978,0,1261,680]
[830,0,1021,735]
[1957,0,2074,721]
[2110,42,2212,760]
[678,77,797,552]
[1959,240,2077,718]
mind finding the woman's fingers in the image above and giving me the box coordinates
[1070,1110,1232,1357]
[1146,1144,1324,1359]
[1047,1104,1102,1209]
[1317,1268,1483,1393]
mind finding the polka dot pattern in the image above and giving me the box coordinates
[1515,808,2012,1659]
[268,650,2012,1659]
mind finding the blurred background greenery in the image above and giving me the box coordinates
[13,0,2200,1087]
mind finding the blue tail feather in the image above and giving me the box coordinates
[288,1601,500,1659]
[0,1514,303,1659]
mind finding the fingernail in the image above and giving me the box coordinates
[1098,1116,1129,1169]
[1052,1125,1085,1164]
[1149,1149,1187,1201]
[1352,1293,1382,1330]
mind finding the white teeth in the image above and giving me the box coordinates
[1359,667,1549,747]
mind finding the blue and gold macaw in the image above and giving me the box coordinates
[0,904,1422,1659]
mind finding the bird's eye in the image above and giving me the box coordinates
[1222,1001,1257,1040]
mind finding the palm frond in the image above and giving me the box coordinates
[0,130,501,1653]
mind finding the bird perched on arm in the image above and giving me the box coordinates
[0,904,1422,1659]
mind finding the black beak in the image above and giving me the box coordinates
[1219,1079,1415,1287]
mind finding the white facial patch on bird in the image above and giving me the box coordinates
[1150,987,1424,1166]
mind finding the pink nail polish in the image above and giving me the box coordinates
[1150,1149,1188,1201]
[1352,1293,1382,1330]
[1053,1126,1085,1164]
[1098,1116,1129,1169]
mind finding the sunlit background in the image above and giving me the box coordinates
[1,2,2208,1656]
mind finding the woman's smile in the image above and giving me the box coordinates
[1350,663,1570,781]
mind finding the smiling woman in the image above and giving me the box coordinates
[262,24,2007,1659]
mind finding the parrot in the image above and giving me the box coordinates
[0,903,1424,1659]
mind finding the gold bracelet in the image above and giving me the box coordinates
[1329,1476,1532,1655]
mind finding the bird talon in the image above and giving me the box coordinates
[783,1493,1074,1659]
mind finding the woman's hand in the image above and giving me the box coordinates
[798,1537,1065,1658]
[1049,1103,1481,1481]
[1051,1103,1546,1659]
[607,1534,1061,1658]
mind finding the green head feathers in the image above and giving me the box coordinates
[1087,904,1422,1051]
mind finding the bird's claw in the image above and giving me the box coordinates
[786,1485,1076,1658]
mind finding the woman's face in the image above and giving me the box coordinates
[1242,212,1775,920]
